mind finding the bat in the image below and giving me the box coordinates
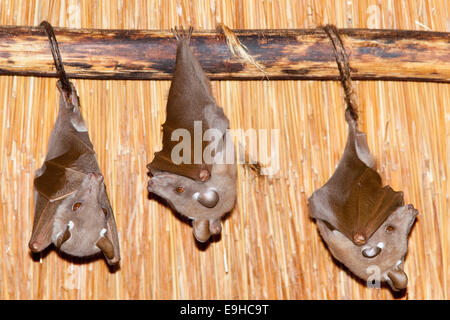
[29,80,120,266]
[147,28,237,243]
[308,110,417,291]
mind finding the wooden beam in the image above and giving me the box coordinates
[0,26,449,82]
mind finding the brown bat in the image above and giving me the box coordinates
[147,28,237,243]
[29,80,120,265]
[308,110,417,291]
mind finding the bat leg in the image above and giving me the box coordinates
[209,219,222,235]
[193,219,211,243]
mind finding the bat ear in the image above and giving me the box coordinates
[96,236,115,260]
[98,187,121,265]
[387,269,408,291]
[193,219,210,242]
[29,194,57,252]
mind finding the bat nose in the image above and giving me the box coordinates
[148,179,157,193]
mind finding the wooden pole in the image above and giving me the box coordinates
[0,26,449,82]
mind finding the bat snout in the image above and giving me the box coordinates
[147,177,163,190]
[147,173,175,189]
[147,179,154,192]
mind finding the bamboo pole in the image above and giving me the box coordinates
[0,26,449,82]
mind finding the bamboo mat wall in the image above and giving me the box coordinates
[0,0,448,299]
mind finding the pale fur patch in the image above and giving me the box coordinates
[71,118,88,132]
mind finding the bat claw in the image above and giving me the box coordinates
[199,169,210,181]
[172,26,193,43]
[29,241,40,252]
[352,233,366,245]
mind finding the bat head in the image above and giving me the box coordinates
[50,173,115,260]
[147,162,236,242]
[148,171,218,211]
[316,204,417,291]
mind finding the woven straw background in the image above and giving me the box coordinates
[0,0,448,299]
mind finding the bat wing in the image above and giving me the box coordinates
[34,142,94,201]
[337,168,404,244]
[29,191,60,252]
[309,111,404,245]
[30,142,93,252]
[148,36,229,181]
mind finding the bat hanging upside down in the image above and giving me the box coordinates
[308,110,417,291]
[147,28,237,243]
[29,81,120,266]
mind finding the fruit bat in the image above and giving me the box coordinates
[308,110,417,291]
[147,28,237,243]
[29,80,120,266]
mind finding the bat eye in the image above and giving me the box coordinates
[385,225,395,232]
[72,202,82,212]
[176,186,184,193]
[102,208,108,216]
